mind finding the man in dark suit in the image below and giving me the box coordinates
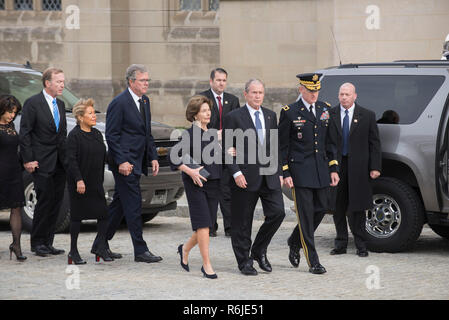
[279,73,339,274]
[20,68,67,257]
[199,68,240,237]
[223,79,285,276]
[329,82,381,257]
[96,64,162,263]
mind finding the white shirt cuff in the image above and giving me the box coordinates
[233,171,243,179]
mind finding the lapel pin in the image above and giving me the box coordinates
[225,101,228,104]
[354,119,358,123]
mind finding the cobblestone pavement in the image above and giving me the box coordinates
[0,211,449,300]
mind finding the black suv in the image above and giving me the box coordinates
[0,62,184,232]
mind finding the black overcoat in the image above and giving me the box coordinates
[328,103,382,211]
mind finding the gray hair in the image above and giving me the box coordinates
[244,78,265,93]
[126,64,148,85]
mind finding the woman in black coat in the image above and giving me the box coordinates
[66,99,112,264]
[0,95,26,261]
[170,95,222,279]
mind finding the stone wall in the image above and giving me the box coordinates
[1,0,448,127]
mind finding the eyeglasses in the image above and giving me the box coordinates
[135,79,151,83]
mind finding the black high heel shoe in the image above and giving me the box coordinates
[201,266,217,279]
[9,244,26,261]
[68,252,86,265]
[95,248,114,262]
[177,244,189,272]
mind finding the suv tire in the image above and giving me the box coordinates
[364,177,424,252]
[21,173,71,233]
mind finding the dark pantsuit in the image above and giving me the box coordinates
[31,163,66,248]
[231,178,285,270]
[289,187,328,267]
[333,156,367,251]
[104,171,148,256]
[216,168,232,232]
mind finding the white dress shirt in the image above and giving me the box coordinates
[340,104,355,130]
[42,89,59,120]
[233,104,265,179]
[301,97,316,117]
[211,89,224,112]
[128,87,142,112]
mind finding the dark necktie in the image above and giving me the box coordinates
[309,104,315,119]
[255,111,263,144]
[138,98,146,127]
[217,96,223,130]
[342,109,349,156]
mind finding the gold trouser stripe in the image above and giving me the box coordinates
[291,188,311,268]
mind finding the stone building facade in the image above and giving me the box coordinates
[1,0,448,126]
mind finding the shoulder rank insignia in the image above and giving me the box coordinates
[325,102,331,107]
[282,105,290,111]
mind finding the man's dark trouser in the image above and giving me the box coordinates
[288,187,328,267]
[332,156,367,251]
[99,171,149,256]
[214,167,232,233]
[31,163,66,248]
[231,178,285,270]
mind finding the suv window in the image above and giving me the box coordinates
[319,75,445,124]
[0,70,79,111]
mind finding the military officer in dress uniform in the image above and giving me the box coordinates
[279,73,339,274]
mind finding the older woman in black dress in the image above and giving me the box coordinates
[170,95,222,279]
[0,95,26,261]
[66,99,112,264]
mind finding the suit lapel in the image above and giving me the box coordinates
[38,92,57,131]
[349,104,361,137]
[124,89,145,130]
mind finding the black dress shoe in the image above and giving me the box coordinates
[288,246,300,268]
[209,230,217,237]
[357,250,369,257]
[309,263,327,274]
[135,251,163,263]
[240,264,258,276]
[250,252,272,272]
[330,248,347,255]
[32,245,51,257]
[46,245,65,255]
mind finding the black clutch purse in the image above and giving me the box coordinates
[182,154,210,179]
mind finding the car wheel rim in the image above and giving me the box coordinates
[365,194,401,238]
[24,183,37,220]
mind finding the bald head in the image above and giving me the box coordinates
[338,82,357,109]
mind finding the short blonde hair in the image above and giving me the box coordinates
[72,98,95,125]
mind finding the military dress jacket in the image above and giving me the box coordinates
[279,99,338,189]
